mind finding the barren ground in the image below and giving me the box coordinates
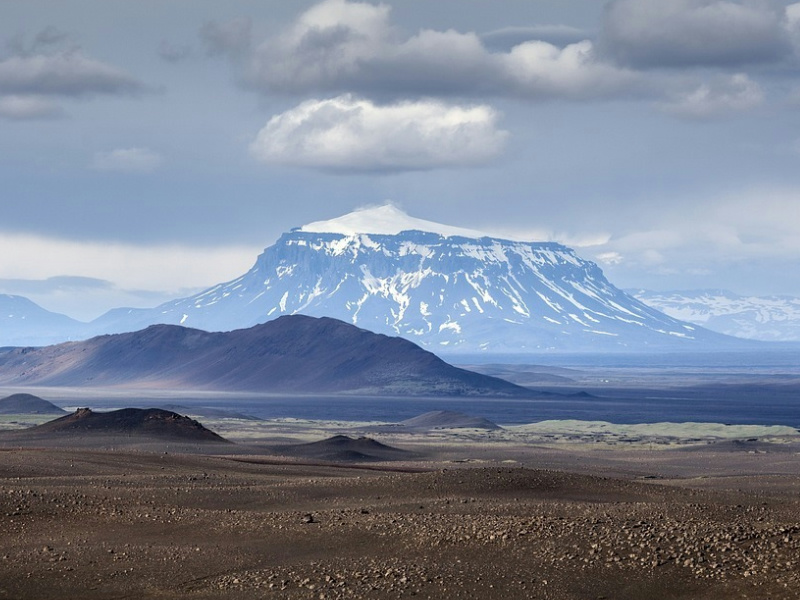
[1,431,799,600]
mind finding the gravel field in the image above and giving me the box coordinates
[1,442,799,600]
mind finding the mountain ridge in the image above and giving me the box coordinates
[0,206,763,352]
[0,315,533,396]
[632,289,800,342]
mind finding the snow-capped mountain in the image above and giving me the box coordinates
[88,205,743,353]
[632,289,800,342]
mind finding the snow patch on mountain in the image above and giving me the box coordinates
[82,206,744,353]
[632,289,800,342]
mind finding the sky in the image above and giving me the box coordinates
[2,0,800,321]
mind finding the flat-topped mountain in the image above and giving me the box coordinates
[0,315,532,396]
[0,393,66,415]
[91,205,745,353]
[0,206,757,352]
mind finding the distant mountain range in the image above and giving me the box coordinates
[632,289,800,342]
[0,294,85,347]
[0,315,531,396]
[1,206,761,352]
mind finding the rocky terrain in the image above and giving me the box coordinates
[1,443,799,600]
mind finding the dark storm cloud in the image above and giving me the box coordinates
[599,0,793,69]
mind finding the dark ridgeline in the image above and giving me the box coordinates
[0,393,67,415]
[27,408,228,443]
[0,315,532,397]
[273,435,411,462]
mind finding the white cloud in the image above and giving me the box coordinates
[249,95,508,172]
[92,147,164,173]
[0,95,63,120]
[231,0,636,101]
[584,186,800,278]
[503,40,636,100]
[600,0,791,68]
[0,233,260,319]
[659,73,764,119]
[595,251,623,265]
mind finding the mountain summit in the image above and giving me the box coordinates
[87,205,743,352]
[299,204,487,238]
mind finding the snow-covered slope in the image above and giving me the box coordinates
[300,204,487,238]
[632,289,800,342]
[90,206,743,352]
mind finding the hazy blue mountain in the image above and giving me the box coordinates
[91,206,748,353]
[632,289,800,342]
[0,294,85,347]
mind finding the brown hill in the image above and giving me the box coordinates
[26,408,229,443]
[0,315,533,396]
[274,435,411,462]
[0,393,66,415]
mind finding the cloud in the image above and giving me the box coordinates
[659,73,764,118]
[481,25,591,51]
[503,40,638,100]
[0,236,252,292]
[157,40,193,63]
[0,94,63,120]
[200,18,252,58]
[0,275,113,295]
[249,95,509,173]
[0,49,146,97]
[0,232,260,319]
[0,28,148,120]
[583,186,800,284]
[599,0,792,68]
[210,0,636,101]
[91,148,164,173]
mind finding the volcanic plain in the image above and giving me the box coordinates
[1,402,799,600]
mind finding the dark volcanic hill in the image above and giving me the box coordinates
[0,393,66,415]
[0,315,531,396]
[27,408,228,442]
[275,435,410,462]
